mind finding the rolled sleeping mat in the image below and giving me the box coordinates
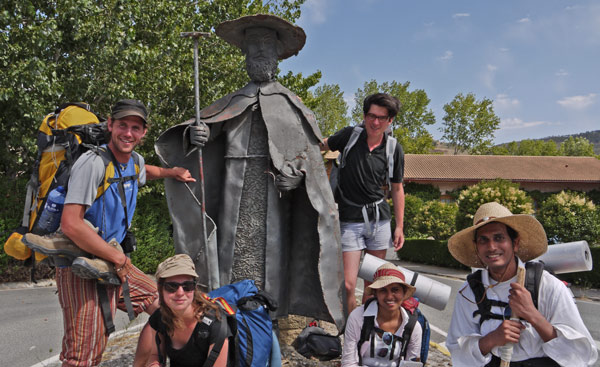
[358,253,452,311]
[534,241,593,274]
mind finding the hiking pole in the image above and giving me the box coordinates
[181,31,220,290]
[499,265,526,367]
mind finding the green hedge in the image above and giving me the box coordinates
[398,239,600,288]
[397,239,469,270]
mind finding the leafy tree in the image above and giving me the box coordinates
[440,93,500,155]
[489,139,559,156]
[0,0,307,177]
[537,191,600,244]
[310,83,349,137]
[559,136,596,157]
[455,179,534,231]
[351,80,436,154]
[278,69,322,109]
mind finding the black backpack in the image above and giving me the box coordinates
[467,260,549,325]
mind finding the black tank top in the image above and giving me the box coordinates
[149,309,224,367]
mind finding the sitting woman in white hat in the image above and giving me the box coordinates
[342,263,422,366]
[133,254,230,367]
[446,202,597,367]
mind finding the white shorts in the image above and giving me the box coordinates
[340,220,392,252]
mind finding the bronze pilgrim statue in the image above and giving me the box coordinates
[155,14,345,329]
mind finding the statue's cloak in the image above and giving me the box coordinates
[155,81,345,329]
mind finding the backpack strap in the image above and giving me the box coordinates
[96,283,116,335]
[357,297,377,365]
[399,308,418,359]
[525,261,544,309]
[466,270,508,326]
[202,314,229,367]
[338,126,363,170]
[384,134,397,189]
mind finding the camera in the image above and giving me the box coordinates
[120,230,137,253]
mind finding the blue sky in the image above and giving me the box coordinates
[279,0,600,144]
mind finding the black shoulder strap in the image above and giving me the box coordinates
[399,309,418,359]
[358,297,377,366]
[525,261,544,309]
[202,313,229,367]
[466,270,508,326]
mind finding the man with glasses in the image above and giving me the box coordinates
[321,93,405,312]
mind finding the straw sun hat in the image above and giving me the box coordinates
[368,263,416,299]
[448,202,548,268]
[216,14,306,60]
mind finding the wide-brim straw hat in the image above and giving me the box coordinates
[448,202,548,268]
[155,254,198,280]
[368,263,416,299]
[215,14,306,60]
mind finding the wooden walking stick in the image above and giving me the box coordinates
[499,265,526,367]
[180,31,220,290]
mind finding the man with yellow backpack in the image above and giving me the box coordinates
[18,99,200,367]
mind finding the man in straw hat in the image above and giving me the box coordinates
[446,202,597,366]
[155,14,344,330]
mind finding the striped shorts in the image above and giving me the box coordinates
[56,265,157,367]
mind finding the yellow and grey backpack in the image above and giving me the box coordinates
[4,102,107,266]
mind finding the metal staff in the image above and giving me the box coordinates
[180,31,220,290]
[499,266,526,367]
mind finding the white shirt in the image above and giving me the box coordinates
[447,259,598,366]
[342,300,422,366]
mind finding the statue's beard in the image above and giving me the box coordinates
[246,58,278,82]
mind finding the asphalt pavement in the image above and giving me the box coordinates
[2,252,599,367]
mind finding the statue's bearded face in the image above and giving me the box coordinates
[244,27,279,82]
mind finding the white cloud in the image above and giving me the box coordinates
[499,47,510,52]
[500,117,547,129]
[494,94,520,111]
[481,64,498,89]
[556,93,597,109]
[439,50,453,61]
[302,0,329,24]
[452,13,470,18]
[555,69,569,77]
[518,17,531,23]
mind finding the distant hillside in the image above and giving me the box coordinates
[434,130,600,155]
[539,130,600,154]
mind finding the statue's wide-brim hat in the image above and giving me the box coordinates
[447,202,547,268]
[216,14,306,60]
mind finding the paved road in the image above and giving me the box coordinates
[3,261,599,367]
[0,282,147,367]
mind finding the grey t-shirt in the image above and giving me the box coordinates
[65,150,146,208]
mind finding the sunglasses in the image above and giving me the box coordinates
[376,331,396,358]
[163,280,196,293]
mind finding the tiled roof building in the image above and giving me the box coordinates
[404,154,600,199]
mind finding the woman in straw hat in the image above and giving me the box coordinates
[134,254,230,367]
[446,202,597,367]
[341,263,422,366]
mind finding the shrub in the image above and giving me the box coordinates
[0,176,30,270]
[397,239,469,270]
[130,181,175,274]
[455,179,534,231]
[415,201,458,240]
[401,195,425,238]
[537,191,600,245]
[404,182,440,201]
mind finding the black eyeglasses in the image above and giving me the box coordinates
[163,281,196,293]
[365,112,390,123]
[376,331,395,358]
